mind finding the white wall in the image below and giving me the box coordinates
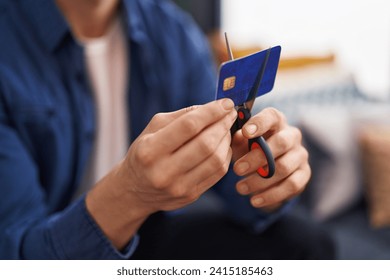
[222,0,390,98]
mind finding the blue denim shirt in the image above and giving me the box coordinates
[0,0,289,259]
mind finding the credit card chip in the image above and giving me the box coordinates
[223,76,236,91]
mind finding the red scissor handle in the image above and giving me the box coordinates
[248,136,275,178]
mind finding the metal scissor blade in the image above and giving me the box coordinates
[224,32,234,61]
[244,47,271,112]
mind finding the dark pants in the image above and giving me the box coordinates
[131,211,336,260]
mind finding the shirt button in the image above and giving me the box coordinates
[85,130,94,141]
[46,108,55,117]
[75,71,84,83]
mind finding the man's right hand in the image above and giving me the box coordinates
[85,99,237,249]
[122,98,237,213]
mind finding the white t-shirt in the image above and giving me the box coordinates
[75,17,129,197]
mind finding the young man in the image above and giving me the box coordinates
[0,0,332,259]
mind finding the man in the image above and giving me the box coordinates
[0,0,332,259]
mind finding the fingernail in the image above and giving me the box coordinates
[253,197,264,207]
[245,124,257,135]
[238,183,249,194]
[221,98,234,110]
[236,161,249,174]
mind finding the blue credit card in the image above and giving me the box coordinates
[216,46,281,106]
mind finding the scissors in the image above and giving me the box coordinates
[224,33,275,178]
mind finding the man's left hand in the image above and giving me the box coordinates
[231,107,311,210]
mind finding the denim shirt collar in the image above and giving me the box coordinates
[20,0,68,52]
[21,0,149,52]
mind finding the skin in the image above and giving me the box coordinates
[55,0,311,250]
[231,108,310,211]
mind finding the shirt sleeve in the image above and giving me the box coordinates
[0,108,138,259]
[22,196,140,260]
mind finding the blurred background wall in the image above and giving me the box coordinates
[222,0,390,99]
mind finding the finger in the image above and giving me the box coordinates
[152,98,235,153]
[142,105,200,135]
[155,143,233,211]
[241,107,287,139]
[260,203,284,212]
[169,109,236,173]
[249,164,310,208]
[182,132,233,195]
[149,130,232,197]
[233,126,302,176]
[234,148,269,178]
[235,146,308,194]
[231,130,248,161]
[193,148,233,194]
